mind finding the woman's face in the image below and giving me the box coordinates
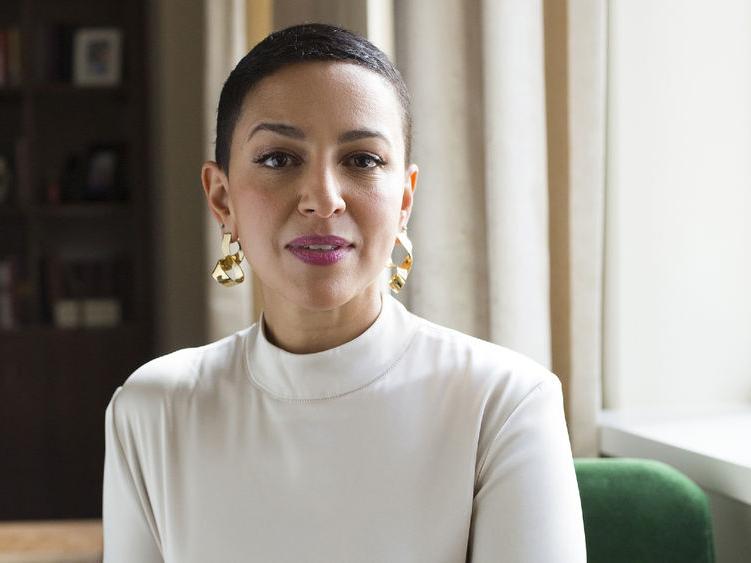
[203,61,418,312]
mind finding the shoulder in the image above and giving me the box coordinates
[405,312,562,451]
[107,326,253,421]
[410,313,559,395]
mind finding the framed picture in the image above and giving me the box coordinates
[84,143,125,201]
[73,27,122,87]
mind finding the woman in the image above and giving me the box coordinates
[103,23,586,562]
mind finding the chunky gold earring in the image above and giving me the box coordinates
[386,226,413,294]
[211,232,245,286]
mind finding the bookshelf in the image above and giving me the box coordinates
[0,0,154,519]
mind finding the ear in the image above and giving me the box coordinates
[400,163,419,229]
[201,161,233,232]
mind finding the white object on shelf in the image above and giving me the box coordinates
[53,299,81,329]
[81,298,121,328]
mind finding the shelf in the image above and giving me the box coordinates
[0,203,133,222]
[31,83,128,100]
[0,84,127,100]
[0,87,24,100]
[0,321,142,336]
[599,404,751,505]
[0,205,27,218]
[33,202,132,219]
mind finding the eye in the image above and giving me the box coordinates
[349,153,386,169]
[254,151,297,169]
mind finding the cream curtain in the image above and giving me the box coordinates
[558,0,607,457]
[203,0,262,342]
[395,0,607,456]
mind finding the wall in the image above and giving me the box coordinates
[603,0,751,409]
[704,487,751,563]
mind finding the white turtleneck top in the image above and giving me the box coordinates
[102,292,586,562]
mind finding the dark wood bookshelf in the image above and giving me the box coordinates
[0,0,154,520]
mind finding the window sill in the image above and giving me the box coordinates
[598,403,751,505]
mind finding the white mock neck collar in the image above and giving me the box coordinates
[245,291,419,401]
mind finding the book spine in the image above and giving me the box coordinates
[36,22,50,83]
[7,27,21,87]
[0,29,7,87]
[0,257,17,329]
[59,25,74,83]
[0,152,12,205]
[13,136,29,205]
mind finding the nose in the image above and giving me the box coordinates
[297,162,346,218]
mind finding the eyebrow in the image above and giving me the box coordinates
[247,122,391,147]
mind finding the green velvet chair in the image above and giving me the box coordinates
[574,457,716,563]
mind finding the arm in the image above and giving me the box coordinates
[467,378,587,562]
[103,387,163,563]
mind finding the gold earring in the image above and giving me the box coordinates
[211,232,245,286]
[386,226,413,294]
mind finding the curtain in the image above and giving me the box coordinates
[558,0,607,457]
[395,0,607,457]
[203,0,262,341]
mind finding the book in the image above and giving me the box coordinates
[13,136,28,205]
[0,153,13,205]
[7,27,21,86]
[0,257,17,329]
[0,29,7,87]
[0,26,21,87]
[43,255,126,328]
[53,24,74,83]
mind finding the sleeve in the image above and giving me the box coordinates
[467,377,587,562]
[103,386,164,562]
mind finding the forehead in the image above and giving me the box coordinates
[236,61,403,144]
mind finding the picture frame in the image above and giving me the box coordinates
[72,27,122,87]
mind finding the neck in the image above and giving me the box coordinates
[260,284,384,354]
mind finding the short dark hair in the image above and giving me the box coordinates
[214,22,413,173]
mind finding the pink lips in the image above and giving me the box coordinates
[286,235,354,266]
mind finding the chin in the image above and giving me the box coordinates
[286,275,383,311]
[285,278,363,312]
